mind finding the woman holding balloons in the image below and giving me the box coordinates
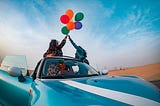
[43,35,67,57]
[59,9,89,64]
[68,35,89,65]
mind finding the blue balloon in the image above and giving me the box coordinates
[74,22,82,30]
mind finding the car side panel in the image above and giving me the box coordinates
[0,69,32,106]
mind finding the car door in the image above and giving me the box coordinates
[0,55,32,106]
[0,70,32,106]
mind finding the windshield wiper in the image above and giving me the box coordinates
[73,74,99,78]
[41,75,65,79]
[41,74,99,79]
[86,74,99,77]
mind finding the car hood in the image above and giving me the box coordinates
[34,75,160,106]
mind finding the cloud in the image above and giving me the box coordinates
[103,5,115,18]
[0,0,159,70]
[87,5,160,69]
[0,1,52,68]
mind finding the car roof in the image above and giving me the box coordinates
[43,56,80,61]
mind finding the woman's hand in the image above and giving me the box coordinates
[67,35,71,40]
[64,35,68,40]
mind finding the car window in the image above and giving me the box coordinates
[41,59,98,79]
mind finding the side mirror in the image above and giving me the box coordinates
[101,69,109,75]
[8,67,26,82]
[18,75,26,82]
[8,67,22,77]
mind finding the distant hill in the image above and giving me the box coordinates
[108,62,160,81]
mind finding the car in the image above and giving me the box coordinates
[0,56,160,106]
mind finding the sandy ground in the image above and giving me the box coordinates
[108,62,160,88]
[108,62,160,81]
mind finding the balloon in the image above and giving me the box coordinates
[75,12,84,21]
[69,19,73,22]
[60,15,70,24]
[75,21,82,29]
[66,9,74,19]
[61,26,70,34]
[66,22,75,30]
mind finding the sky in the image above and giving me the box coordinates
[0,0,160,70]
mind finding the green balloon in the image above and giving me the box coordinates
[61,26,70,35]
[75,12,84,21]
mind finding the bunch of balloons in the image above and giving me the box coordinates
[60,9,84,35]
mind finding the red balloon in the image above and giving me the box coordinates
[60,15,70,24]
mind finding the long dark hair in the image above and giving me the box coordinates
[48,39,58,50]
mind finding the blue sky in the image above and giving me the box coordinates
[0,0,160,70]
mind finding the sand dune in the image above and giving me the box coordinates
[108,62,160,81]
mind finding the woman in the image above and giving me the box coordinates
[68,35,89,64]
[43,36,67,57]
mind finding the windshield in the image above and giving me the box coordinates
[1,55,27,76]
[41,58,98,79]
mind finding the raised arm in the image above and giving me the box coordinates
[58,35,67,49]
[68,36,79,50]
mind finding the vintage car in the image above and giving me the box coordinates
[0,56,160,106]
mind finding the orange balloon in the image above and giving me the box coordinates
[66,22,75,30]
[66,9,74,19]
[69,19,73,22]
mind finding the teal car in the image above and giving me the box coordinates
[0,56,160,106]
